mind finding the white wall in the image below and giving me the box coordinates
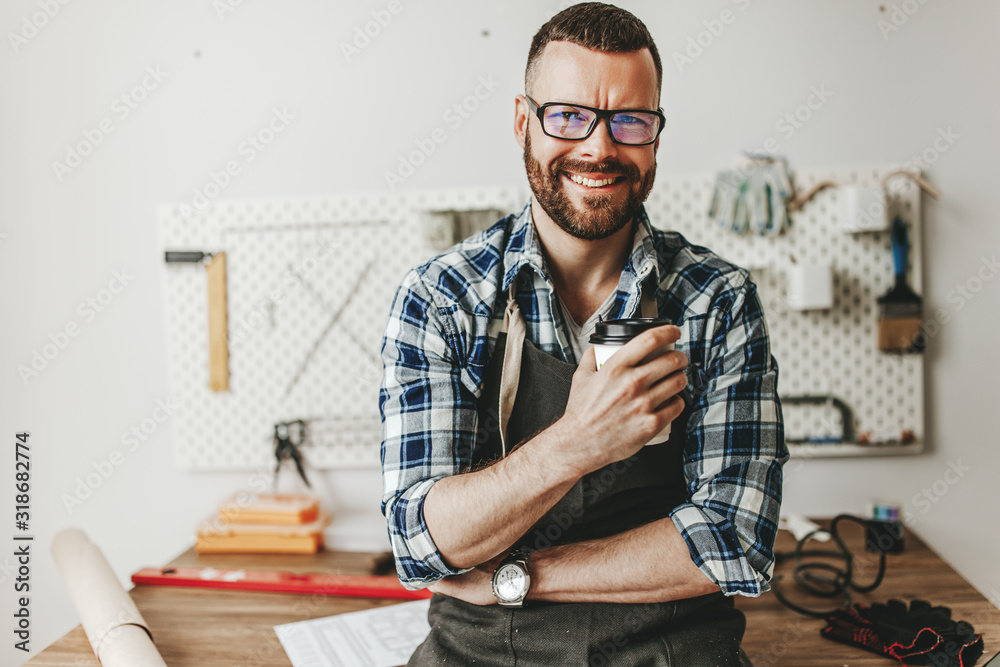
[2,1,998,664]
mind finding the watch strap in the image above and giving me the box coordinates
[504,548,531,566]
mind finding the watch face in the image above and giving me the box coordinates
[494,563,526,602]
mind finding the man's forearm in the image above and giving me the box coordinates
[423,421,582,569]
[421,325,688,572]
[528,517,720,603]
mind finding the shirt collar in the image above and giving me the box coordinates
[501,201,547,292]
[501,200,661,294]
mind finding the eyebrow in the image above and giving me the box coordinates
[540,99,659,110]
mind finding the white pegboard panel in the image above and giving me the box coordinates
[160,166,924,470]
[646,164,924,458]
[158,186,528,470]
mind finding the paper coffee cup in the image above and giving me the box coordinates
[591,318,675,445]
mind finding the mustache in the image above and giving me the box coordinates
[551,157,639,179]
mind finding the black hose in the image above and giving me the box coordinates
[769,514,887,617]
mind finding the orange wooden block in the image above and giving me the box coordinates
[217,492,320,525]
[196,511,330,555]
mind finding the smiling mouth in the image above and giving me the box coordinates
[563,172,623,189]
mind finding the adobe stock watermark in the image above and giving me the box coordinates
[672,0,752,73]
[743,84,833,160]
[714,84,833,202]
[965,588,1000,642]
[384,75,501,191]
[773,85,834,142]
[7,0,73,54]
[17,268,135,385]
[877,0,931,41]
[784,401,850,472]
[213,0,247,21]
[891,126,959,187]
[543,0,577,21]
[340,0,410,63]
[230,235,339,347]
[51,65,169,183]
[894,252,995,352]
[352,353,383,397]
[61,396,182,513]
[900,458,971,528]
[944,254,999,312]
[179,106,296,218]
[587,602,668,667]
[194,466,275,554]
[748,618,806,667]
[515,456,640,553]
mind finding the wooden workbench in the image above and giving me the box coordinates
[27,520,1000,666]
[737,519,999,665]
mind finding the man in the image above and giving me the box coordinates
[380,3,787,664]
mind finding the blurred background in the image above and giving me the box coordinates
[1,1,998,664]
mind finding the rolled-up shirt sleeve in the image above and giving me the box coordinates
[669,276,788,598]
[379,268,478,589]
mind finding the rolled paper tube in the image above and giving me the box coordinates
[51,529,167,667]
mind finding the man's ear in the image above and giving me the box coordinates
[514,95,529,150]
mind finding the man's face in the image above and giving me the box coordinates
[519,41,660,241]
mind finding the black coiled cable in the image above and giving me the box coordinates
[770,514,887,617]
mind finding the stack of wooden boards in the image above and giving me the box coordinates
[195,493,330,554]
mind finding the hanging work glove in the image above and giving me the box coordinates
[822,599,984,667]
[708,169,747,234]
[741,167,769,235]
[759,161,792,236]
[709,161,793,236]
[741,161,793,236]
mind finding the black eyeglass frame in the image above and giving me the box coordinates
[525,95,665,146]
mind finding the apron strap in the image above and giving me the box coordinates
[498,278,658,456]
[498,284,525,457]
[639,278,658,319]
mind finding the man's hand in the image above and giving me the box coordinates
[420,327,686,573]
[427,556,504,606]
[554,324,688,477]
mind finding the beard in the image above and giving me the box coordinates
[522,131,656,241]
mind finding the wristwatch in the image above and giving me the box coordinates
[492,549,531,607]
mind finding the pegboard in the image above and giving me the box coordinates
[159,165,924,470]
[158,187,527,470]
[646,164,924,458]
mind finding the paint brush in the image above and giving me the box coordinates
[877,215,924,353]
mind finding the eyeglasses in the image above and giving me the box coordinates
[525,95,665,146]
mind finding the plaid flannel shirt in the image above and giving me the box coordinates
[379,200,787,597]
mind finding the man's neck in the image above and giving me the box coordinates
[530,199,635,325]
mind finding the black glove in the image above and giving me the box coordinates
[822,598,984,666]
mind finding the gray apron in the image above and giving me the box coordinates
[409,283,751,666]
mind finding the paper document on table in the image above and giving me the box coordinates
[274,599,430,667]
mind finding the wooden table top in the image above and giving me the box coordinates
[737,518,1000,666]
[28,520,1000,666]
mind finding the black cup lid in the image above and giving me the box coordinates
[589,318,673,345]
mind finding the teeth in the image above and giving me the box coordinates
[568,173,617,188]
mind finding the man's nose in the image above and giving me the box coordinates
[576,117,619,161]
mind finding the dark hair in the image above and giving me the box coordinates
[525,2,662,102]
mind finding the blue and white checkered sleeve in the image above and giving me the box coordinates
[669,277,788,598]
[379,269,478,589]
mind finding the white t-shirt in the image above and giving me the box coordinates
[556,289,618,363]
